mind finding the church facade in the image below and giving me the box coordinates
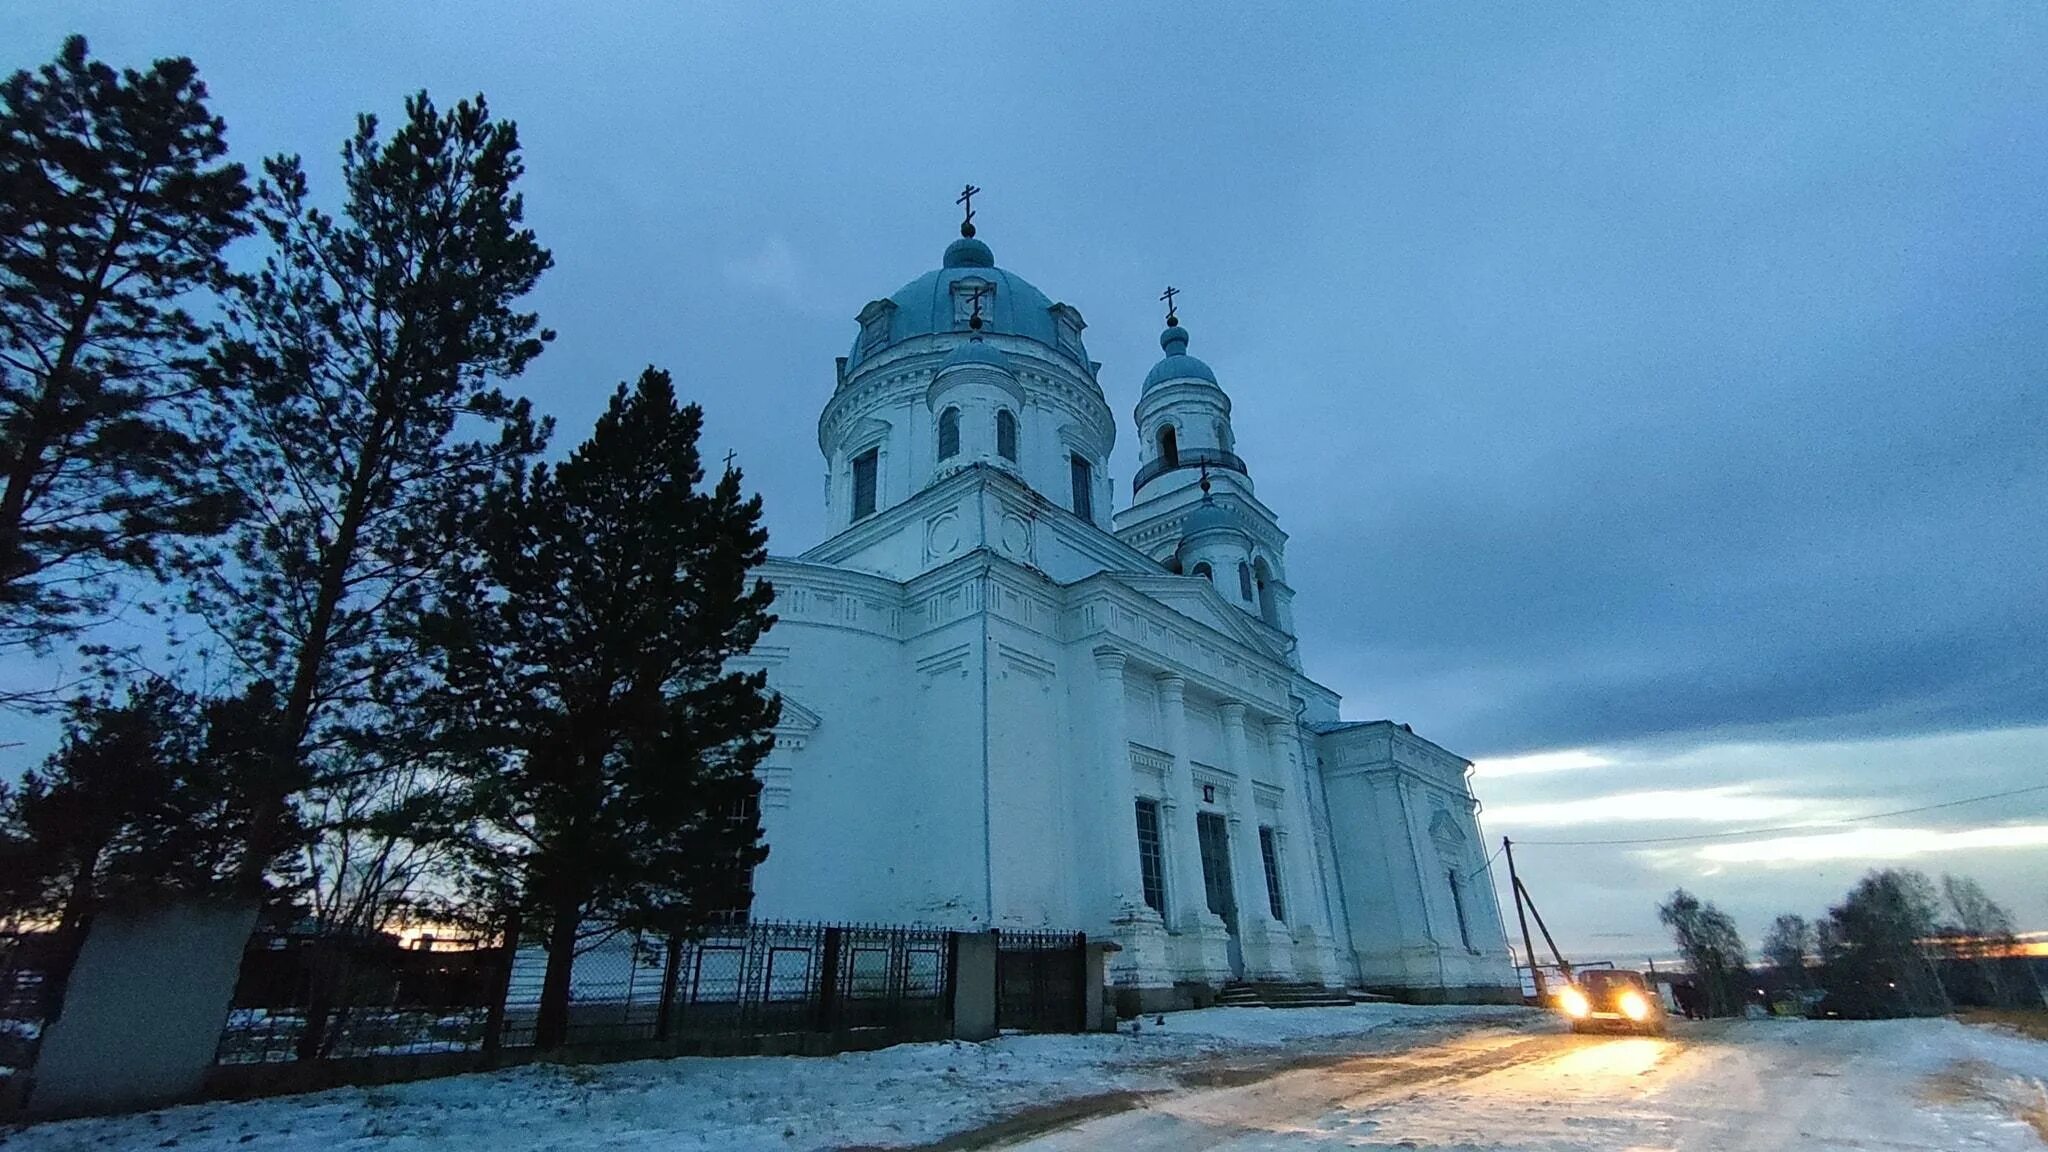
[738,214,1519,1007]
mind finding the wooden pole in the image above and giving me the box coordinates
[1502,837,1545,1001]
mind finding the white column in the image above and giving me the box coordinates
[1265,717,1322,931]
[1156,674,1211,929]
[1092,646,1154,922]
[1219,702,1279,931]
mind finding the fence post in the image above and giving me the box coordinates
[1073,933,1089,1032]
[655,933,684,1041]
[943,932,959,1027]
[482,910,521,1059]
[817,926,843,1034]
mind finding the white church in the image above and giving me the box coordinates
[740,204,1519,1009]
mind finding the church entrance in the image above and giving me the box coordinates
[1195,811,1243,979]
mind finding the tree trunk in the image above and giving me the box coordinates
[533,900,582,1050]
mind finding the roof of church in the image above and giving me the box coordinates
[846,234,1082,371]
[1143,321,1219,391]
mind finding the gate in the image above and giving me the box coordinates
[993,929,1086,1033]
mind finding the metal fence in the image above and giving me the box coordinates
[217,931,511,1064]
[994,928,1087,1033]
[215,919,966,1064]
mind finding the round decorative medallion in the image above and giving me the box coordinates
[999,513,1031,557]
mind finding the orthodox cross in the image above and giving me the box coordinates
[956,183,981,237]
[967,283,988,330]
[1198,459,1212,497]
[1160,285,1180,326]
[723,448,738,473]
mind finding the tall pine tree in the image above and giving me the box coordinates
[0,36,250,666]
[200,91,552,891]
[426,368,776,1050]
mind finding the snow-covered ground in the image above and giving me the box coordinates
[0,1003,1523,1152]
[1015,1015,2048,1151]
[13,1009,2044,1151]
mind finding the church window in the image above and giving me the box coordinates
[1191,561,1212,582]
[1215,418,1233,454]
[1259,826,1286,922]
[1238,561,1254,602]
[1254,557,1278,625]
[1158,424,1179,468]
[1070,454,1093,521]
[1449,869,1475,951]
[996,409,1018,461]
[1196,812,1235,924]
[937,407,960,460]
[1133,799,1166,914]
[851,448,878,520]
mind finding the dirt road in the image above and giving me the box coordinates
[997,1018,2048,1151]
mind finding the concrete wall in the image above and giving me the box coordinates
[28,899,258,1118]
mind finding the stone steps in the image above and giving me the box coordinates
[1217,981,1361,1009]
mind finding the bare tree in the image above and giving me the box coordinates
[1658,888,1750,1017]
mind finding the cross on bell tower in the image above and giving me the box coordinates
[1160,285,1180,327]
[966,282,988,331]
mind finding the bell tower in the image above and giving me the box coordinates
[1113,295,1296,638]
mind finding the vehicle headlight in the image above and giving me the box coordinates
[1557,986,1591,1018]
[1619,990,1650,1021]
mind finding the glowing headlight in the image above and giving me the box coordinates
[1557,986,1591,1018]
[1619,990,1650,1021]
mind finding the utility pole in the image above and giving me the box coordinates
[1503,837,1545,1001]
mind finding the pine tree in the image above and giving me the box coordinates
[0,36,250,668]
[199,91,552,892]
[0,676,285,1003]
[425,368,777,1050]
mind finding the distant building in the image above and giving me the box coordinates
[739,215,1517,1008]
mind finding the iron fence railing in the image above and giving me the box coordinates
[216,919,971,1064]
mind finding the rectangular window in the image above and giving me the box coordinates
[1259,826,1286,922]
[1133,799,1166,914]
[851,448,878,520]
[1196,811,1235,926]
[1070,454,1093,521]
[1448,869,1474,951]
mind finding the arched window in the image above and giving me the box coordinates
[996,409,1018,462]
[1254,557,1278,625]
[937,407,960,460]
[1159,424,1179,468]
[1238,561,1254,602]
[1191,561,1213,582]
[1214,418,1233,453]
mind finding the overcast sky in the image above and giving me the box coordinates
[10,2,2045,957]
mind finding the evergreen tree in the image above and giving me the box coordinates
[425,368,777,1050]
[0,678,284,943]
[1657,888,1750,1017]
[199,91,552,891]
[1818,868,1947,1017]
[0,36,250,667]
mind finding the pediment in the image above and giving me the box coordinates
[1109,573,1291,661]
[774,693,822,734]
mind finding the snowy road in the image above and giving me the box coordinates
[1003,1018,2048,1151]
[4,1009,2044,1150]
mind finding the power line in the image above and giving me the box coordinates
[1506,781,2048,848]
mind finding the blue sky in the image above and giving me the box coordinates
[9,2,2045,956]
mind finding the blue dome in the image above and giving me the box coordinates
[847,236,1080,371]
[1180,497,1244,540]
[1143,323,1217,390]
[938,336,1013,374]
[944,236,994,268]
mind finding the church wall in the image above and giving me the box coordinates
[745,616,920,924]
[897,618,998,926]
[984,617,1085,929]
